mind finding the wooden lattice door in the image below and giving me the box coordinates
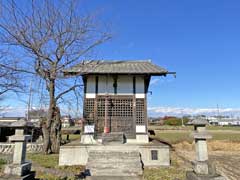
[96,96,136,138]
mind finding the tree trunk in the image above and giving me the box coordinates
[42,123,51,154]
[43,79,62,154]
[50,106,61,153]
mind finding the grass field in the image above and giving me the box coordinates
[151,130,240,144]
[62,134,81,141]
[149,125,240,131]
[27,153,59,168]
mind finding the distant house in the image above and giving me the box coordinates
[207,116,240,126]
[61,115,74,128]
[0,117,25,124]
[74,118,84,127]
[27,109,48,124]
[0,118,36,142]
[218,118,240,126]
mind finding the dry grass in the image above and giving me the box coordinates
[143,152,188,180]
[173,140,240,152]
[208,141,240,151]
[151,130,240,144]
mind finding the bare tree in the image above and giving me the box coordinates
[0,0,111,153]
[0,51,23,97]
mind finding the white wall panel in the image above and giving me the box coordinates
[136,125,146,133]
[98,76,114,94]
[136,76,145,94]
[135,94,145,98]
[86,93,96,98]
[117,76,133,94]
[86,75,95,94]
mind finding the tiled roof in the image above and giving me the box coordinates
[64,60,168,75]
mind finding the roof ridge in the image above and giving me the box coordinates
[63,59,169,76]
[85,60,152,63]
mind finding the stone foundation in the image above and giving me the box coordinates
[0,173,35,180]
[186,171,226,180]
[81,134,149,144]
[81,135,96,144]
[127,135,149,144]
[86,150,143,176]
[59,142,170,167]
[4,162,31,176]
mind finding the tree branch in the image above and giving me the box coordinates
[55,84,83,101]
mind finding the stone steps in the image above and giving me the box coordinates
[86,150,143,177]
[102,132,125,144]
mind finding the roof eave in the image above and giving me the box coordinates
[63,71,172,76]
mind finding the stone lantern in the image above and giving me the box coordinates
[186,118,226,180]
[3,120,35,180]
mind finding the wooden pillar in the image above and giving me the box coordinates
[133,76,136,137]
[82,76,87,134]
[144,76,149,133]
[104,75,110,133]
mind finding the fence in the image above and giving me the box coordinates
[0,143,43,154]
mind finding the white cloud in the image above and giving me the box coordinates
[2,105,240,118]
[0,106,27,117]
[0,106,80,117]
[0,106,49,117]
[148,106,240,117]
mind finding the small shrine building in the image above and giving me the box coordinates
[64,60,171,144]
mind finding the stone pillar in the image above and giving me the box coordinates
[12,129,27,165]
[4,128,35,179]
[195,139,208,162]
[186,119,226,180]
[193,132,212,175]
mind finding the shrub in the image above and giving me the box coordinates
[163,117,189,126]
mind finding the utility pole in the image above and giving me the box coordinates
[181,109,185,127]
[27,80,33,121]
[217,104,220,122]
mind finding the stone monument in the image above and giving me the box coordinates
[186,118,226,180]
[3,125,35,180]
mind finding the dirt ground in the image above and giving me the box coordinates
[174,141,240,180]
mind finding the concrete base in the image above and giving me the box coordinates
[186,171,226,180]
[86,150,143,176]
[193,161,209,175]
[81,134,97,144]
[4,162,32,176]
[81,135,149,145]
[126,135,149,144]
[59,141,170,167]
[102,132,124,144]
[0,172,35,180]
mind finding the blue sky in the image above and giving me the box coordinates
[2,0,240,117]
[87,0,240,116]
